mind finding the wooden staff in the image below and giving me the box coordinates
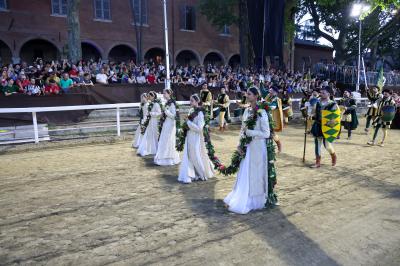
[302,117,307,163]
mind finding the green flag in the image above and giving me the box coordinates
[376,66,385,92]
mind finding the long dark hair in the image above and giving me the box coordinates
[248,87,261,101]
[248,87,260,97]
[164,88,173,96]
[191,94,201,104]
[148,91,157,99]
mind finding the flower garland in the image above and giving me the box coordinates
[138,102,145,122]
[141,98,162,135]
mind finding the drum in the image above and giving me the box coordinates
[309,97,318,106]
[339,105,346,121]
[381,105,396,122]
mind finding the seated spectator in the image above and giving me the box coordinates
[96,68,108,84]
[26,78,42,96]
[44,79,60,95]
[0,79,7,92]
[120,71,130,84]
[136,72,146,84]
[46,69,60,85]
[2,78,19,96]
[1,70,8,84]
[16,74,30,93]
[60,73,74,93]
[68,64,79,82]
[146,71,156,84]
[80,73,94,86]
[128,74,137,84]
[75,71,85,84]
[108,71,119,84]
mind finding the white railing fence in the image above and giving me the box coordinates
[0,98,368,144]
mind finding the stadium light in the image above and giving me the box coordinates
[351,2,370,92]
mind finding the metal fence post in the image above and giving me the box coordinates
[32,112,39,143]
[116,107,121,137]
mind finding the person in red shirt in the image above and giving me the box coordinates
[146,71,156,84]
[16,74,30,93]
[44,79,61,95]
[68,64,79,82]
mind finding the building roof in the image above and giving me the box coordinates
[294,39,333,50]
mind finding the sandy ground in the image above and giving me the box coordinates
[0,121,399,266]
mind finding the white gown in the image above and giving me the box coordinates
[178,110,214,183]
[154,102,180,166]
[137,102,161,156]
[224,108,270,214]
[132,102,149,148]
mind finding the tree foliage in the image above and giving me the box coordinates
[299,0,400,64]
[198,0,239,29]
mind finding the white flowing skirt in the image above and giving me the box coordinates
[154,118,180,165]
[132,125,142,148]
[137,117,159,156]
[224,139,267,214]
[178,130,214,183]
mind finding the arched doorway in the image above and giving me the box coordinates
[0,40,12,65]
[82,42,102,62]
[176,50,199,66]
[20,39,60,63]
[228,54,241,68]
[203,52,224,66]
[108,44,136,63]
[144,47,165,64]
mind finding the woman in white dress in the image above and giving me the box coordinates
[178,94,215,183]
[224,87,271,214]
[137,91,162,156]
[132,93,148,148]
[154,89,181,166]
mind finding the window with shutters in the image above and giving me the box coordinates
[0,0,8,10]
[94,0,111,21]
[51,0,67,16]
[132,0,148,25]
[180,5,196,31]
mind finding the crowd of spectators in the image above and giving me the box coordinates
[1,57,343,97]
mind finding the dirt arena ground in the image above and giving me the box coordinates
[1,121,399,266]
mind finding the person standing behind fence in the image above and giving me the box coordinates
[200,83,213,123]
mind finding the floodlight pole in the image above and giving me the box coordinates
[163,0,171,90]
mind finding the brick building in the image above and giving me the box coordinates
[0,0,241,66]
[293,39,334,72]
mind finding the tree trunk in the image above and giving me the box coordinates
[333,32,347,65]
[334,47,346,65]
[238,0,249,67]
[67,0,81,63]
[283,0,296,72]
[369,41,378,70]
